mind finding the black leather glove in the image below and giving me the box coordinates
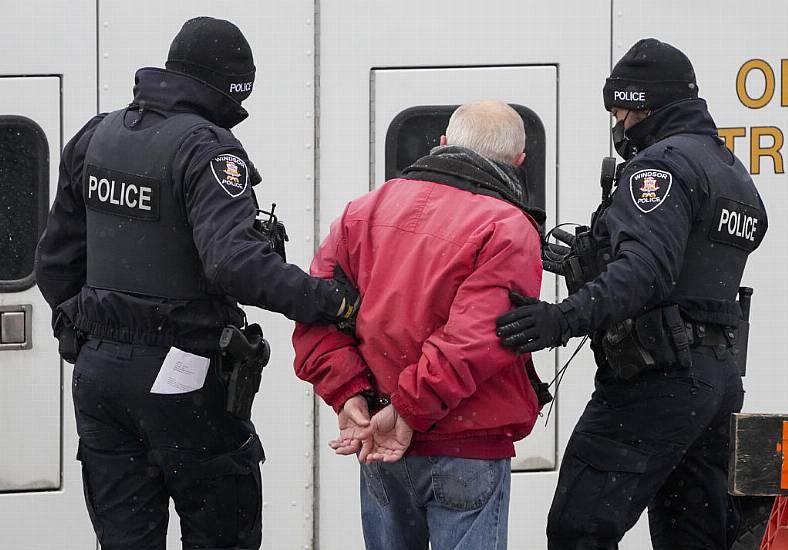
[496,291,569,353]
[331,264,361,336]
[541,242,570,276]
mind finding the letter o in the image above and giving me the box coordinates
[728,211,739,234]
[737,59,775,109]
[98,178,110,202]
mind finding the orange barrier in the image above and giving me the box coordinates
[761,497,788,550]
[783,421,788,492]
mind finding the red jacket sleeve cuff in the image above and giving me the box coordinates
[326,375,374,414]
[391,392,435,432]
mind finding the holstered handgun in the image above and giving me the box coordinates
[219,324,271,420]
[254,203,289,261]
[53,307,84,364]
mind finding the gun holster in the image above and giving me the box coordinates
[219,324,271,420]
[54,309,84,364]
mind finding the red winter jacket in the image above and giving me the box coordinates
[292,178,543,459]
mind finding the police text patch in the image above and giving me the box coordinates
[629,169,672,213]
[709,198,764,252]
[211,154,248,198]
[84,165,160,220]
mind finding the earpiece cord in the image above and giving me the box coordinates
[544,335,589,426]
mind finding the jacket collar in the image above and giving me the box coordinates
[130,68,249,129]
[626,98,718,152]
[401,154,546,225]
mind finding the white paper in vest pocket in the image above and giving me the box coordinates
[150,347,210,394]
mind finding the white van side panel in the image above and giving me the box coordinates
[0,2,98,548]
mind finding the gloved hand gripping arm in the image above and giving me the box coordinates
[179,130,359,325]
[497,158,695,353]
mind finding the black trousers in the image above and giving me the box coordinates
[72,339,264,550]
[547,347,744,550]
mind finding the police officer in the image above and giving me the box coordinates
[496,39,768,549]
[34,17,358,550]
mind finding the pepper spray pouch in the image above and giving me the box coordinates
[602,317,657,380]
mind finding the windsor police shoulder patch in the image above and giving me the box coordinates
[211,154,248,198]
[629,169,672,213]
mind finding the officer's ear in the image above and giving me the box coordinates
[440,135,448,146]
[631,109,651,125]
[514,152,526,166]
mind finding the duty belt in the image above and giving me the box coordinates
[685,321,736,349]
[601,305,739,380]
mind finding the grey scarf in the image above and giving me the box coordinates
[429,145,524,202]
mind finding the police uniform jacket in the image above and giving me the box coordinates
[561,98,768,336]
[35,68,343,352]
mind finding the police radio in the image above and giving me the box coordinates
[254,203,289,262]
[542,157,617,293]
[600,156,617,207]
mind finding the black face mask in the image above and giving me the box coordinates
[611,118,635,160]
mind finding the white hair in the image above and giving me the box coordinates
[445,100,526,164]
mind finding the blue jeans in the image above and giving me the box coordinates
[360,456,511,550]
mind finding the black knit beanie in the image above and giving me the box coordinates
[166,17,256,103]
[603,38,698,111]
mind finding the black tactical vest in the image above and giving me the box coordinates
[83,109,212,299]
[665,135,767,323]
[592,134,767,326]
